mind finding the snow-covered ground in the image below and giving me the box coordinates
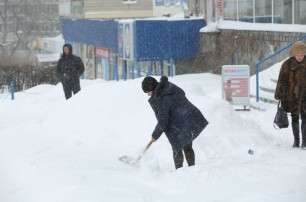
[0,67,306,202]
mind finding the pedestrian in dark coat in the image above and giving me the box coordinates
[142,76,209,169]
[57,44,85,100]
[275,41,306,149]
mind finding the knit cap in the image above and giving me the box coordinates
[142,76,158,93]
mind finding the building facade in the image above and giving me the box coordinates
[218,0,306,24]
[61,18,205,80]
[198,0,306,76]
[59,0,203,19]
[59,0,153,19]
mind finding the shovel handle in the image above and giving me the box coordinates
[142,139,154,154]
[135,139,154,162]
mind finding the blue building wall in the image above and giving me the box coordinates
[61,19,118,53]
[61,18,206,61]
[135,20,170,61]
[135,19,205,61]
[169,19,205,60]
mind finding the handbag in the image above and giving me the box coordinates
[273,101,289,129]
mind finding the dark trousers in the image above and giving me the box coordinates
[173,142,195,169]
[62,80,81,100]
[291,112,306,144]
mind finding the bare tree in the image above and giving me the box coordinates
[0,0,60,57]
[0,0,60,92]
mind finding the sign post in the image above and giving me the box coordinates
[221,65,250,110]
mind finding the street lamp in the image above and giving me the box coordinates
[0,44,5,56]
[16,30,23,50]
[17,30,23,38]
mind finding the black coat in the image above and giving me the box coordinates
[149,77,208,153]
[57,54,84,84]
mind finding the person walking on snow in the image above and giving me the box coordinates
[57,44,85,100]
[142,76,208,169]
[275,41,306,149]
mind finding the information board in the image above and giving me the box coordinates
[221,65,250,107]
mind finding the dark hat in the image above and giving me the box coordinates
[142,76,158,93]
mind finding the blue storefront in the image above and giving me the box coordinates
[61,18,206,80]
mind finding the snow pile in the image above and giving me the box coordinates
[0,73,306,202]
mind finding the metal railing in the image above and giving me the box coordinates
[255,34,306,102]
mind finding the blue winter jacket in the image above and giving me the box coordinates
[149,77,208,153]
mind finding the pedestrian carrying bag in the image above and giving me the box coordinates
[273,101,289,129]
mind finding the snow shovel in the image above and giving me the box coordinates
[118,139,154,168]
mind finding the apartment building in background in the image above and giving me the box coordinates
[59,0,153,19]
[59,0,203,19]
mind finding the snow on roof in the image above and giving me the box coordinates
[42,34,64,42]
[201,20,306,33]
[35,53,60,62]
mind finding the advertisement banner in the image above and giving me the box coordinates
[85,45,95,80]
[124,23,131,59]
[221,65,250,106]
[118,21,134,60]
[118,23,124,58]
[217,0,224,19]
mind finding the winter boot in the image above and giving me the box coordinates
[173,151,184,169]
[301,133,306,150]
[183,143,195,167]
[293,139,300,148]
[302,141,306,150]
[301,116,306,150]
[292,122,300,148]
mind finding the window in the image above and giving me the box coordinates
[238,0,253,19]
[224,0,237,19]
[122,0,137,4]
[155,0,164,6]
[223,0,306,24]
[294,0,306,24]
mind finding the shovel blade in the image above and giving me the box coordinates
[118,155,140,168]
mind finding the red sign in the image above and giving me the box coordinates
[218,0,223,17]
[96,47,109,59]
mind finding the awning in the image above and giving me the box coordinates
[35,53,60,63]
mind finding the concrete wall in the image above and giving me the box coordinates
[186,30,306,75]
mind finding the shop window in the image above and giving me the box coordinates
[238,0,253,21]
[283,0,292,24]
[224,0,237,19]
[294,0,306,24]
